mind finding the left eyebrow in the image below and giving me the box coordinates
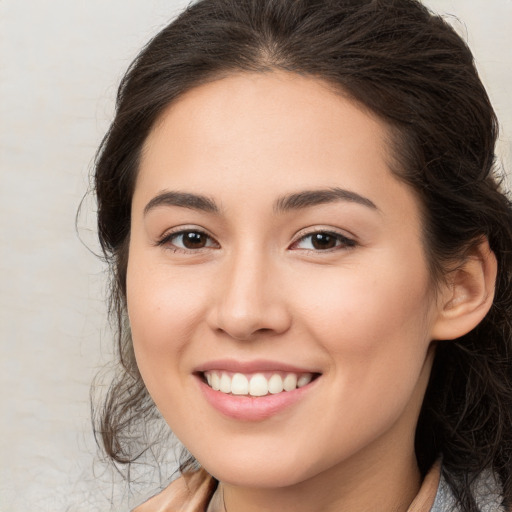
[143,191,220,216]
[273,187,378,213]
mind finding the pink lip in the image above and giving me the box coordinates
[194,360,320,422]
[194,358,318,374]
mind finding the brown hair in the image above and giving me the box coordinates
[93,1,512,509]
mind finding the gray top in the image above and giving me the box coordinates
[432,469,505,512]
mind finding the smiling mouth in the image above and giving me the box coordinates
[201,371,319,397]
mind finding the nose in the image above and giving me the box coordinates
[207,250,292,341]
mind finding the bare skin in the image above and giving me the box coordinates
[128,71,496,512]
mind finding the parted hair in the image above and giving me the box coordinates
[93,1,512,510]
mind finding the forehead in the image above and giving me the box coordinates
[136,71,419,226]
[145,71,390,154]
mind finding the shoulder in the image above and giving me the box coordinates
[133,469,217,512]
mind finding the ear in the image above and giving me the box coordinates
[431,238,497,341]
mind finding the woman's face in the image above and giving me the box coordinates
[127,72,443,488]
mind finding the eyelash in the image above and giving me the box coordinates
[156,228,357,254]
[156,228,218,253]
[290,230,357,252]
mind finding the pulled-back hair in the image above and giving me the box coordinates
[93,1,512,509]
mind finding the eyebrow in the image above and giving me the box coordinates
[274,187,378,213]
[143,187,378,216]
[144,191,219,215]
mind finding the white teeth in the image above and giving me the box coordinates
[283,373,297,391]
[211,372,220,391]
[297,374,312,388]
[203,370,314,396]
[249,374,268,396]
[231,373,249,395]
[268,374,284,394]
[220,373,231,393]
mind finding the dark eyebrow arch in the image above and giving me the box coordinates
[274,187,378,213]
[144,191,220,215]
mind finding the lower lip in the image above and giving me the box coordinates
[197,376,319,421]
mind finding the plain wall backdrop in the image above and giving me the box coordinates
[1,1,511,510]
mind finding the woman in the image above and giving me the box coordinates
[93,0,512,510]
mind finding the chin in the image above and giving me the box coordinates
[206,462,310,489]
[193,442,329,490]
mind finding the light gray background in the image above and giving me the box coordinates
[1,1,511,511]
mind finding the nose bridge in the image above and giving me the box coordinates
[211,244,289,340]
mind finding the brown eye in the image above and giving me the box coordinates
[311,233,337,250]
[181,231,208,249]
[292,231,356,251]
[158,229,218,251]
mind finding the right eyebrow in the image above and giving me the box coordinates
[143,191,220,216]
[273,187,378,213]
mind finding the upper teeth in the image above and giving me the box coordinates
[204,371,313,397]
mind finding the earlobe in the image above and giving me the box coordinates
[431,239,497,341]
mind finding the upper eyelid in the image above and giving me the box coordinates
[289,229,357,250]
[158,225,213,238]
[156,226,219,246]
[292,226,356,242]
[155,226,356,248]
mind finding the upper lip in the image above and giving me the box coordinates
[194,358,320,374]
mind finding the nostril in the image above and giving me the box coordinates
[215,326,283,342]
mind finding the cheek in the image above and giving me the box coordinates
[125,251,214,405]
[126,269,213,438]
[285,259,435,451]
[127,260,207,345]
[291,249,435,381]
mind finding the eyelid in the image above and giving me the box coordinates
[289,227,357,251]
[155,225,356,253]
[155,226,220,251]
